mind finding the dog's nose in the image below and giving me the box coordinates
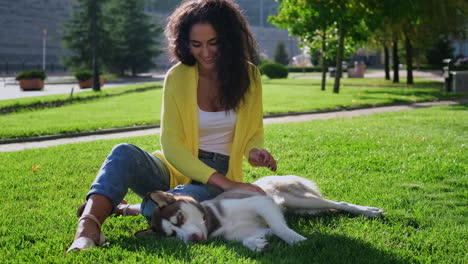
[189,233,205,242]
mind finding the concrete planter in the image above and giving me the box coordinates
[79,76,105,89]
[19,79,44,91]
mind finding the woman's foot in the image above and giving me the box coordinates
[67,214,105,252]
[115,202,141,216]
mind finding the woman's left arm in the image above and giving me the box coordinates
[244,66,277,172]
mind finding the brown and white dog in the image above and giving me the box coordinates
[135,175,384,251]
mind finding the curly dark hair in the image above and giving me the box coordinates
[165,0,259,110]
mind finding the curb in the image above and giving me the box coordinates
[1,98,467,145]
[0,125,160,144]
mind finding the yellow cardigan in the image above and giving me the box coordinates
[153,62,264,189]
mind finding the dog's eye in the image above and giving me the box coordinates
[170,211,185,226]
[176,212,184,225]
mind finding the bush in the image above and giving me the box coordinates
[74,70,94,81]
[15,69,47,80]
[260,59,273,67]
[259,62,289,79]
[453,65,468,71]
[288,66,323,73]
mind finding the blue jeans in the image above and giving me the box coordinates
[86,144,229,218]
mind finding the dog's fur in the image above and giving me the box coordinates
[135,175,384,251]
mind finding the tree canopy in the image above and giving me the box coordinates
[270,0,468,90]
[61,0,162,76]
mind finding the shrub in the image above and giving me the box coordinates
[288,66,323,73]
[15,69,47,80]
[274,41,289,65]
[74,70,94,81]
[259,62,289,79]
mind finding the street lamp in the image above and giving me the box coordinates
[42,28,47,71]
[260,0,264,28]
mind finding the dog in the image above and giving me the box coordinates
[135,175,384,251]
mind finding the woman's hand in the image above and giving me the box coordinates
[248,148,277,172]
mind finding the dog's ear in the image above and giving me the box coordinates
[147,191,176,208]
[134,228,159,238]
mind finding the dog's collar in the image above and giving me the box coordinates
[202,205,221,235]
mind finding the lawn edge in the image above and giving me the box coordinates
[1,97,467,145]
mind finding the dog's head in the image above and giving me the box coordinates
[135,191,208,243]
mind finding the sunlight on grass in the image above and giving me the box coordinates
[0,104,466,263]
[0,78,464,140]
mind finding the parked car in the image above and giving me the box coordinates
[454,57,468,66]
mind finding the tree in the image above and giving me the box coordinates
[104,0,162,76]
[426,37,454,66]
[369,29,392,80]
[373,0,468,84]
[271,0,376,93]
[270,0,335,91]
[61,0,162,76]
[274,41,290,65]
[61,0,110,71]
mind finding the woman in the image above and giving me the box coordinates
[67,0,277,252]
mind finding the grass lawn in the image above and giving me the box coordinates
[0,104,466,263]
[0,77,466,140]
[0,82,162,111]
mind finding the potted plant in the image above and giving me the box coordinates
[75,70,104,89]
[15,69,47,91]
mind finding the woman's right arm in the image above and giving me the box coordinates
[207,172,266,195]
[160,74,217,184]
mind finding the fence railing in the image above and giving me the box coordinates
[0,62,68,76]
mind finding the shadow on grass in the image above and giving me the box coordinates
[111,215,412,264]
[445,103,468,111]
[265,80,444,89]
[356,89,468,104]
[360,89,447,97]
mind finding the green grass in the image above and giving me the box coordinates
[1,77,465,140]
[0,82,161,111]
[282,76,444,88]
[0,104,466,263]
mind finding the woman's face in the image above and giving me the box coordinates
[189,23,219,72]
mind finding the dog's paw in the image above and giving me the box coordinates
[341,202,385,218]
[287,233,307,244]
[243,236,269,252]
[277,229,307,245]
[358,205,385,218]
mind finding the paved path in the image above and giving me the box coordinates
[0,74,165,100]
[1,70,443,100]
[1,99,465,152]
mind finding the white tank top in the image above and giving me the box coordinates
[198,107,237,156]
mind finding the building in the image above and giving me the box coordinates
[0,0,300,74]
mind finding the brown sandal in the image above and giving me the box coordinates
[67,214,105,252]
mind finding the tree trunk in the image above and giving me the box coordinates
[392,38,399,83]
[91,0,101,91]
[321,30,327,91]
[384,44,390,80]
[404,32,414,85]
[333,22,345,94]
